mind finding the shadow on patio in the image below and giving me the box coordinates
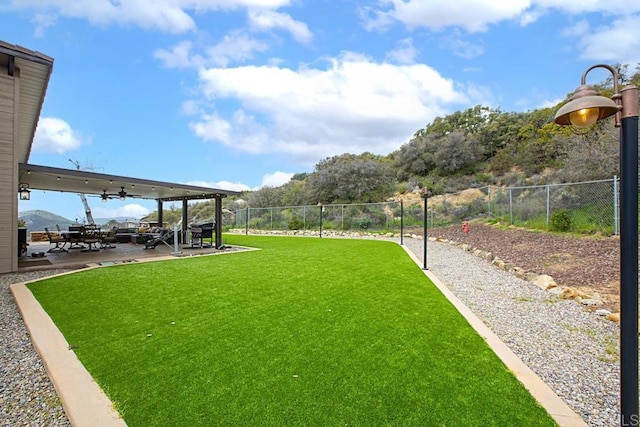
[19,238,236,272]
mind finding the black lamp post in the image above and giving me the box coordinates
[423,188,428,270]
[554,64,639,426]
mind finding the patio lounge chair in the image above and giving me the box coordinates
[44,227,68,253]
[143,228,173,249]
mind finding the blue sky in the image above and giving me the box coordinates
[5,0,640,222]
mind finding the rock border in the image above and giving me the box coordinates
[429,235,619,323]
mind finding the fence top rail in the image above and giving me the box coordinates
[247,201,400,210]
[505,178,613,190]
[242,178,617,212]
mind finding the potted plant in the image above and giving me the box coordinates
[17,219,27,256]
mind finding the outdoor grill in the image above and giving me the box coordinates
[190,222,214,248]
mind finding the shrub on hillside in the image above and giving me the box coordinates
[551,209,572,232]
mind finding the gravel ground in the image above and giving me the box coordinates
[427,224,621,312]
[1,270,71,427]
[401,237,620,427]
[1,239,621,426]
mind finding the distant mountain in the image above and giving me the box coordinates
[18,210,75,232]
[93,217,135,225]
[18,210,137,231]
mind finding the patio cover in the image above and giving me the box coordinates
[19,163,239,201]
[19,163,241,248]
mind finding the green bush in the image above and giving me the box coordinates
[288,216,304,230]
[551,209,572,232]
[355,218,371,230]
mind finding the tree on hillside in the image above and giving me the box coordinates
[280,179,308,206]
[393,130,483,179]
[476,110,528,159]
[306,153,395,204]
[553,123,619,182]
[247,186,286,208]
[421,105,496,137]
[433,131,483,175]
[391,133,437,180]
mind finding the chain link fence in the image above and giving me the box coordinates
[489,179,618,234]
[231,177,623,236]
[234,202,404,233]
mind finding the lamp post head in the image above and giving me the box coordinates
[554,83,620,127]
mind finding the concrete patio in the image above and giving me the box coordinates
[19,237,230,272]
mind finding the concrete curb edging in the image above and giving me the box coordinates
[10,281,126,427]
[9,247,258,426]
[12,241,585,426]
[400,244,588,427]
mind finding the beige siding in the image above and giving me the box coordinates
[0,67,17,273]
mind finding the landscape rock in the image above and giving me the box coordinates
[492,259,505,270]
[533,274,557,291]
[512,267,526,279]
[560,287,579,299]
[580,298,601,307]
[606,312,620,322]
[524,272,538,282]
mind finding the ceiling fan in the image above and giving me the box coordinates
[95,187,140,202]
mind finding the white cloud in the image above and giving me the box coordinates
[439,32,484,59]
[7,0,294,34]
[92,203,150,219]
[536,98,564,109]
[386,38,419,64]
[576,14,640,65]
[247,9,313,44]
[363,0,640,33]
[532,0,640,15]
[32,13,57,37]
[186,172,293,190]
[261,171,293,187]
[562,19,590,38]
[364,0,530,33]
[190,53,475,164]
[181,99,204,116]
[154,41,201,69]
[190,112,233,145]
[155,32,270,69]
[15,0,196,34]
[33,117,85,154]
[185,180,251,192]
[205,31,271,66]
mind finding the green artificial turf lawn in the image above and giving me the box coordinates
[28,235,556,426]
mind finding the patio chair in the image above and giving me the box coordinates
[81,229,101,252]
[44,227,68,253]
[100,228,117,249]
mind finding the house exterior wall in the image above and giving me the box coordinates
[0,64,19,273]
